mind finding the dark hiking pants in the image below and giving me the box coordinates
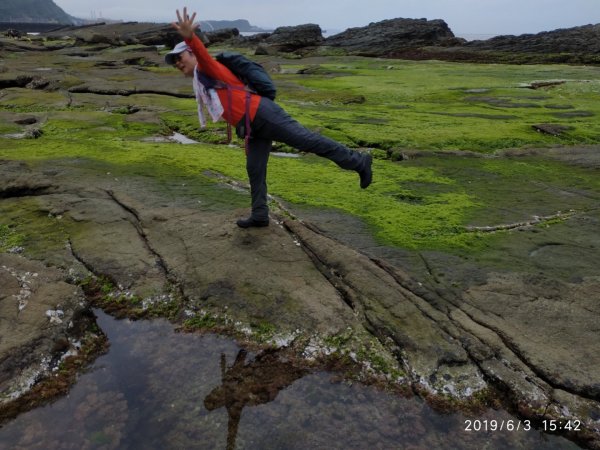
[237,97,366,221]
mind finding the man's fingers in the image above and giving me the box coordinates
[175,7,197,25]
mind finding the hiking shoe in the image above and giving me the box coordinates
[236,217,270,228]
[358,154,373,189]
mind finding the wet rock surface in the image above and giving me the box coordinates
[0,251,89,404]
[281,168,600,448]
[1,153,599,447]
[0,29,599,449]
[2,310,580,450]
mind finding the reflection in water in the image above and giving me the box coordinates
[204,350,307,450]
[0,310,582,450]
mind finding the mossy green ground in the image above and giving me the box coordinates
[273,58,600,151]
[0,224,24,251]
[1,51,599,252]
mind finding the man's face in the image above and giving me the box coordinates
[173,50,197,77]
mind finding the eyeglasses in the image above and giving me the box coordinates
[172,53,183,67]
[172,51,191,67]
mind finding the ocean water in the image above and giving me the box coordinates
[239,30,499,41]
[456,33,499,41]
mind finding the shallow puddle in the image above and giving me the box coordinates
[271,152,301,158]
[0,310,581,450]
[170,132,198,144]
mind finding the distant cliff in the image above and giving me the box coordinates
[0,0,74,24]
[464,23,600,55]
[324,18,459,56]
[198,19,268,33]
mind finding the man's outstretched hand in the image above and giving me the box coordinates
[172,6,198,39]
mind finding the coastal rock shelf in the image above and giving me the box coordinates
[1,28,599,449]
[1,156,599,448]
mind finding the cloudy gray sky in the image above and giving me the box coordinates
[53,0,599,37]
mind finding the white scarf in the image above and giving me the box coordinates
[192,68,224,128]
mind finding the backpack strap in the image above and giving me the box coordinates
[243,91,251,155]
[226,86,233,145]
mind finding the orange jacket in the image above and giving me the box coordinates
[185,34,261,125]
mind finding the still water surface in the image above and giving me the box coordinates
[0,310,580,449]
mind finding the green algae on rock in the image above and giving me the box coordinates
[1,37,600,448]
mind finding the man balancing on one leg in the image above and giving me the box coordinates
[167,6,373,228]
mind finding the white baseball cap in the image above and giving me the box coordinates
[165,41,191,64]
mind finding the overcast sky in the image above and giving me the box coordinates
[53,0,599,37]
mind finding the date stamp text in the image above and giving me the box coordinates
[464,419,582,432]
